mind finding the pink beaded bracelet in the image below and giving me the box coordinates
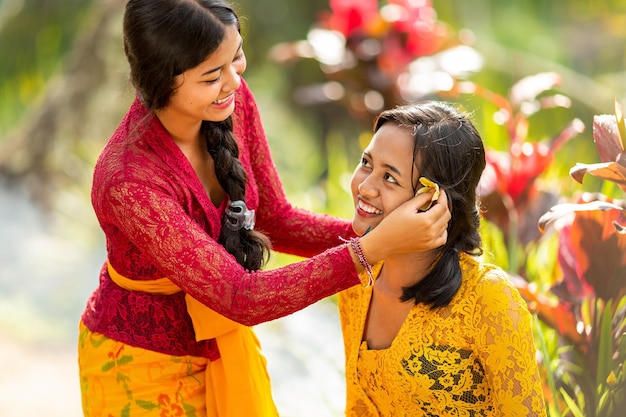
[342,236,374,287]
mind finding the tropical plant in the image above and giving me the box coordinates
[531,100,626,417]
[442,72,585,273]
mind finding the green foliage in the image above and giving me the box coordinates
[0,0,94,135]
[479,219,509,269]
[534,316,563,417]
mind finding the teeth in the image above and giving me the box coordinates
[358,200,382,214]
[214,94,231,104]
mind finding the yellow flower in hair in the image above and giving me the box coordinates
[415,177,440,211]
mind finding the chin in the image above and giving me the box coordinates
[351,221,370,237]
[205,106,235,122]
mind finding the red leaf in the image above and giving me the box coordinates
[509,72,562,108]
[569,160,626,192]
[567,208,626,300]
[510,273,585,345]
[593,114,624,163]
[538,200,624,233]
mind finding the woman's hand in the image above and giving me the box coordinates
[360,189,450,263]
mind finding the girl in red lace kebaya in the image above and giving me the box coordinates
[77,1,450,416]
[339,102,547,416]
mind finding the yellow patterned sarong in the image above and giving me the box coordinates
[78,262,278,417]
[79,322,208,416]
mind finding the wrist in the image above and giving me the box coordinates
[343,236,374,287]
[358,227,388,264]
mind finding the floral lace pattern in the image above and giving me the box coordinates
[339,253,547,416]
[82,79,358,357]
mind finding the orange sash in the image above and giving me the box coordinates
[107,262,278,417]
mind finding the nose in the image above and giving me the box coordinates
[357,174,378,199]
[224,56,246,91]
[224,64,242,92]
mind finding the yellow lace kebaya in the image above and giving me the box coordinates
[338,253,547,417]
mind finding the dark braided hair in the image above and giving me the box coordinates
[123,0,270,270]
[373,102,486,308]
[203,120,270,270]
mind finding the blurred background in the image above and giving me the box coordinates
[1,0,625,415]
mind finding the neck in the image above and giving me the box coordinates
[376,250,439,299]
[155,108,203,147]
[155,110,206,164]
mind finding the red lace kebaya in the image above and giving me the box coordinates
[81,80,359,358]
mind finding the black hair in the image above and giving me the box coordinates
[123,0,270,270]
[374,101,486,308]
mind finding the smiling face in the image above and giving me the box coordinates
[162,24,246,125]
[351,122,419,236]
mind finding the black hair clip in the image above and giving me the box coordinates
[225,200,255,231]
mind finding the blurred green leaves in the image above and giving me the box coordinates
[0,0,93,135]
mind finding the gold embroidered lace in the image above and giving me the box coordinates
[339,253,547,416]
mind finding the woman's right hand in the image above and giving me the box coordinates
[360,189,450,263]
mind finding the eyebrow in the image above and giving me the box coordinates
[363,151,403,176]
[384,163,403,176]
[201,38,244,76]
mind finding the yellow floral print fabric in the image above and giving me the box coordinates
[78,321,207,416]
[338,253,547,417]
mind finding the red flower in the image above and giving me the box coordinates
[328,0,379,37]
[158,393,184,417]
[378,34,414,77]
[441,73,585,247]
[387,0,444,56]
[477,73,583,203]
[484,141,554,202]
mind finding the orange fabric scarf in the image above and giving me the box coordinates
[107,262,278,417]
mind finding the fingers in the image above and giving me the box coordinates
[405,189,436,211]
[374,187,451,254]
[405,188,448,212]
[421,188,450,247]
[435,188,448,209]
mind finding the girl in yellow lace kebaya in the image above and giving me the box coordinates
[339,102,547,416]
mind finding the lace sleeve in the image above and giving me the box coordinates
[236,81,354,257]
[472,269,547,416]
[103,179,360,326]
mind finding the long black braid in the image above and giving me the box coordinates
[203,119,271,270]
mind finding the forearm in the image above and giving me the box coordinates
[204,244,360,325]
[261,206,354,258]
[108,185,357,323]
